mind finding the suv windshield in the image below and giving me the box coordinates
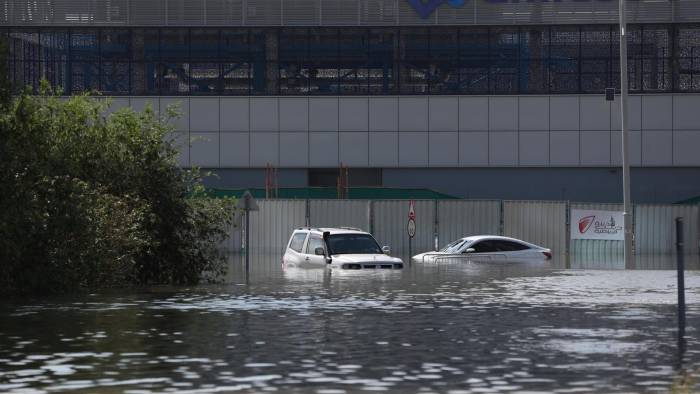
[326,234,382,255]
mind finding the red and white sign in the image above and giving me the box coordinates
[408,200,416,220]
[571,209,625,241]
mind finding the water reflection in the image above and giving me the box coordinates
[1,250,699,393]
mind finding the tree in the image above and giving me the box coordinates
[0,85,236,294]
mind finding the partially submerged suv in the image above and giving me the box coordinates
[283,228,403,270]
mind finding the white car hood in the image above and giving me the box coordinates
[331,254,402,264]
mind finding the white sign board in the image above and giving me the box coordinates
[571,209,625,241]
[407,219,416,238]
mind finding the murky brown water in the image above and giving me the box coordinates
[1,253,700,393]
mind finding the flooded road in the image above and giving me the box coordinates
[2,253,700,393]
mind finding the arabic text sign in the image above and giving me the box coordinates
[571,209,625,241]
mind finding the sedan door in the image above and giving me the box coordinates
[492,240,540,262]
[462,240,506,262]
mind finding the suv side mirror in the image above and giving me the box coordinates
[463,248,475,254]
[382,246,391,255]
[314,247,326,256]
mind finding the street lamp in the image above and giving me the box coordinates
[618,0,634,268]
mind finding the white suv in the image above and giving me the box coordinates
[283,227,403,270]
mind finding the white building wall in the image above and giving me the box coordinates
[105,94,700,169]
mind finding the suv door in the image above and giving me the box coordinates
[283,232,308,266]
[302,235,327,267]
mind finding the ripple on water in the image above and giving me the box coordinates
[1,264,700,394]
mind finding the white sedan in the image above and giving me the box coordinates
[412,235,552,263]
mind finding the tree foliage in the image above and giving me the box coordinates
[0,84,236,294]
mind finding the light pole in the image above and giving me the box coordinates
[618,0,634,268]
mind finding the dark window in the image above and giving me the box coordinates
[470,241,498,253]
[191,29,219,60]
[190,62,220,95]
[492,241,530,252]
[519,26,548,94]
[677,25,700,92]
[549,26,579,94]
[490,27,519,94]
[642,26,671,92]
[4,24,700,95]
[459,27,489,94]
[100,61,129,94]
[429,28,460,94]
[221,29,252,95]
[279,29,309,95]
[309,28,339,94]
[289,232,308,252]
[369,29,396,94]
[326,234,381,255]
[40,30,69,92]
[339,29,368,94]
[308,169,382,187]
[400,28,430,94]
[581,25,612,93]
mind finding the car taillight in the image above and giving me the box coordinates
[542,251,552,260]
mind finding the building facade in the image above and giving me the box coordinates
[3,0,700,202]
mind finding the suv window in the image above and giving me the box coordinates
[305,236,326,255]
[326,234,382,255]
[289,232,308,252]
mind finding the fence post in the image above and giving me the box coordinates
[565,201,571,269]
[434,200,439,251]
[676,217,686,342]
[499,200,505,236]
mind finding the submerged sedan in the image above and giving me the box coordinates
[412,235,552,263]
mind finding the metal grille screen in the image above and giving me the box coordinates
[1,0,695,26]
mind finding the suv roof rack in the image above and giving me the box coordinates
[338,227,364,232]
[295,227,322,232]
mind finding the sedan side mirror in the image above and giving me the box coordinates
[463,248,476,254]
[315,247,326,256]
[382,246,391,255]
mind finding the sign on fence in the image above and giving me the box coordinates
[571,209,625,241]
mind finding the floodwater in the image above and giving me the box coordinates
[2,253,700,394]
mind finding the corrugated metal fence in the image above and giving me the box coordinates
[635,204,699,255]
[309,200,370,231]
[373,200,436,253]
[437,200,501,249]
[248,200,306,253]
[503,201,568,257]
[227,198,700,257]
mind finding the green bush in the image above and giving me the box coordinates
[0,84,236,294]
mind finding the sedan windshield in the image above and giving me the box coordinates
[326,234,382,255]
[439,239,466,253]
